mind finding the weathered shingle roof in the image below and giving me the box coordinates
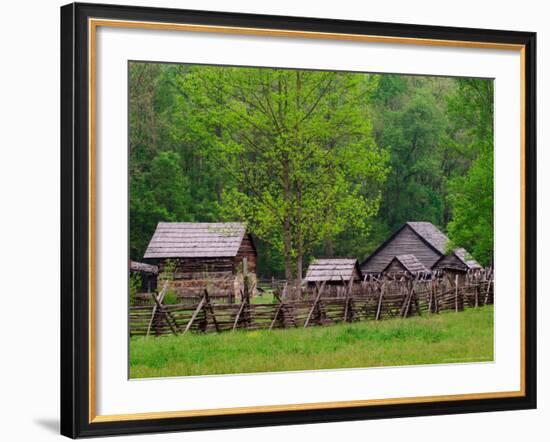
[453,248,482,269]
[129,260,158,274]
[385,254,429,273]
[406,222,449,254]
[144,222,247,259]
[305,259,360,282]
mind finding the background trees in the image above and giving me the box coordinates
[129,63,494,277]
[445,79,494,265]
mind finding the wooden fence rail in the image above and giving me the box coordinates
[129,273,494,337]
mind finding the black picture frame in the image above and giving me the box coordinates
[61,2,537,438]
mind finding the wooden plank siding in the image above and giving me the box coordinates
[432,253,467,272]
[361,224,443,274]
[235,235,257,273]
[432,248,482,272]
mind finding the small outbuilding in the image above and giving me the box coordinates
[304,259,362,296]
[143,222,257,301]
[383,254,430,276]
[432,247,482,286]
[432,247,482,272]
[361,221,450,275]
[129,260,159,294]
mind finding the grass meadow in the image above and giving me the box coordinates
[129,305,493,378]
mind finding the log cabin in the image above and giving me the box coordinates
[143,222,257,302]
[304,258,362,296]
[360,221,450,275]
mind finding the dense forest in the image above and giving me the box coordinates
[129,62,494,279]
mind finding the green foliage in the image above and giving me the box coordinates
[149,152,192,216]
[129,64,226,259]
[368,76,459,239]
[447,149,494,265]
[129,150,194,258]
[180,66,388,281]
[128,62,494,276]
[130,306,493,377]
[129,273,141,306]
[159,259,177,282]
[157,260,179,304]
[163,290,179,305]
[378,89,446,226]
[445,79,494,265]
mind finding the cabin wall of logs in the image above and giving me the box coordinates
[132,257,257,306]
[129,269,494,337]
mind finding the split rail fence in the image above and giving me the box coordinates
[129,269,493,337]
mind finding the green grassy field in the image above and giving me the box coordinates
[129,305,493,378]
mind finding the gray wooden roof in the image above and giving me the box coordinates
[385,254,429,273]
[144,222,247,259]
[406,222,449,254]
[304,259,360,282]
[453,248,482,269]
[129,260,159,274]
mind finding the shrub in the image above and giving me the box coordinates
[163,290,179,305]
[129,273,141,306]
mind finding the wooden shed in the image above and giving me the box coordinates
[432,248,482,273]
[383,254,430,276]
[143,222,257,302]
[304,259,361,296]
[129,260,158,294]
[361,221,449,275]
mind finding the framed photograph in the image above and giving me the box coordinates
[60,2,536,438]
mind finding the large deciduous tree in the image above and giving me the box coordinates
[182,67,389,285]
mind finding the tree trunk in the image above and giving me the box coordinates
[295,185,303,295]
[296,250,303,298]
[281,141,295,287]
[282,216,294,282]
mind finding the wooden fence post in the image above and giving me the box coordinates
[183,293,207,334]
[400,280,416,318]
[150,291,179,335]
[146,282,168,337]
[232,291,246,332]
[270,302,284,329]
[304,282,325,328]
[375,283,385,320]
[484,279,492,305]
[203,289,220,332]
[454,274,459,312]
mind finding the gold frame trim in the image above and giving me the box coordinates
[88,18,527,424]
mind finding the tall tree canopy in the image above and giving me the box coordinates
[181,67,388,284]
